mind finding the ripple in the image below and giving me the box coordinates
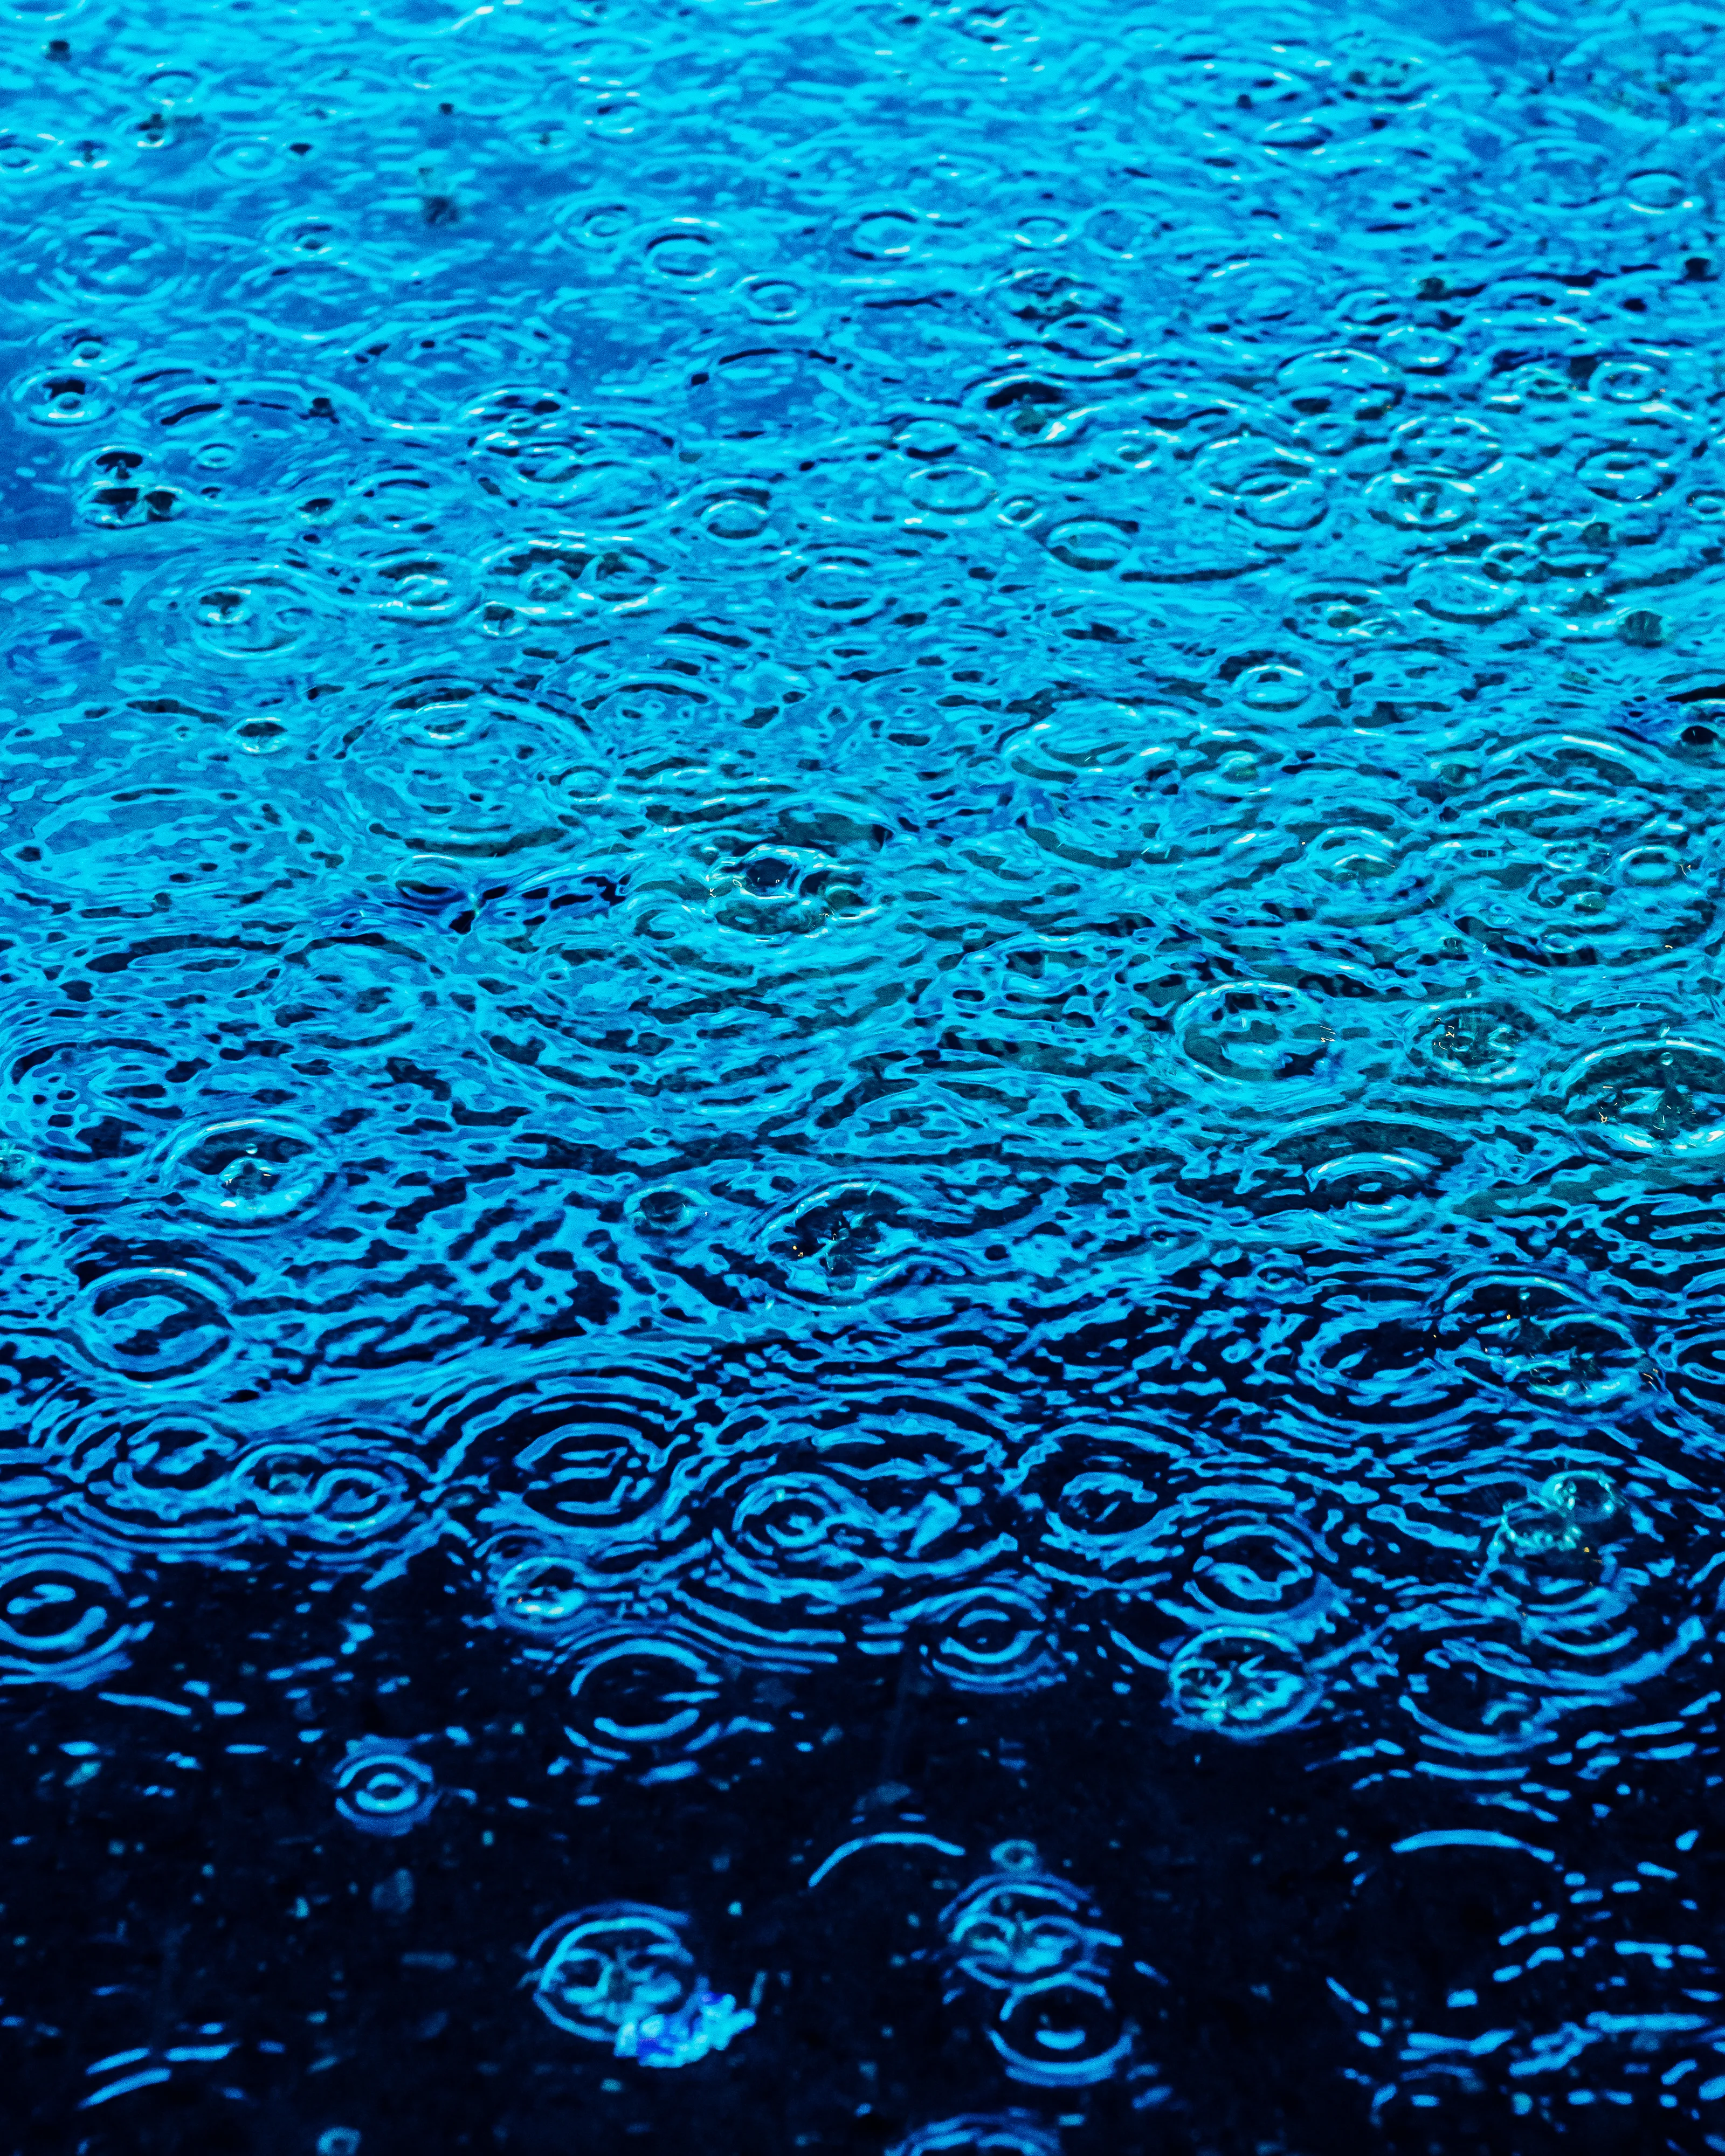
[530,1904,753,2066]
[1409,999,1544,1087]
[917,1582,1060,1694]
[265,936,442,1054]
[334,1741,438,1837]
[163,1116,335,1227]
[1169,981,1336,1092]
[1165,1626,1320,1738]
[8,1025,187,1172]
[987,1974,1130,2089]
[464,396,671,520]
[53,1402,243,1552]
[1433,1274,1645,1414]
[943,1861,1116,1991]
[1393,1613,1572,1761]
[325,680,581,860]
[1168,1499,1340,1636]
[562,1632,734,1761]
[0,1538,146,1688]
[755,1180,932,1302]
[445,1357,697,1580]
[1561,1038,1725,1159]
[233,1428,425,1562]
[482,535,667,624]
[74,1267,234,1385]
[892,2122,1059,2156]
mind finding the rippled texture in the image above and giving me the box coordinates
[3,0,1725,2148]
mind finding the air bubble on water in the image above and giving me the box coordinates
[1540,1471,1621,1529]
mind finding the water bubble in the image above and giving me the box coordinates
[316,2131,362,2156]
[1166,1626,1319,1738]
[328,685,578,860]
[334,1742,437,1837]
[489,1549,591,1630]
[1539,1471,1621,1531]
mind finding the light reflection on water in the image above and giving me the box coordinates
[2,0,1725,2143]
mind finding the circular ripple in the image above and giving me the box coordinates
[682,1408,1010,1662]
[919,1583,1059,1695]
[266,936,441,1054]
[1019,1426,1182,1593]
[943,1868,1113,1989]
[756,1181,929,1301]
[233,1429,425,1560]
[562,1634,729,1761]
[892,2122,1060,2156]
[705,843,872,939]
[464,395,671,520]
[1410,999,1544,1087]
[1561,1039,1725,1159]
[326,682,581,860]
[448,1359,696,1578]
[9,1029,186,1171]
[74,1268,234,1385]
[532,1904,697,2042]
[988,1976,1129,2089]
[1165,1626,1320,1738]
[0,1539,146,1688]
[334,1742,438,1837]
[1172,1503,1339,1635]
[164,1116,336,1226]
[1434,1274,1644,1413]
[1395,1618,1569,1760]
[56,1403,244,1552]
[1170,982,1335,1089]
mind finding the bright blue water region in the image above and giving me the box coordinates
[0,0,1723,2150]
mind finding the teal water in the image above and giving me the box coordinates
[2,0,1724,2148]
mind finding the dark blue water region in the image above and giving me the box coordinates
[3,0,1725,2148]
